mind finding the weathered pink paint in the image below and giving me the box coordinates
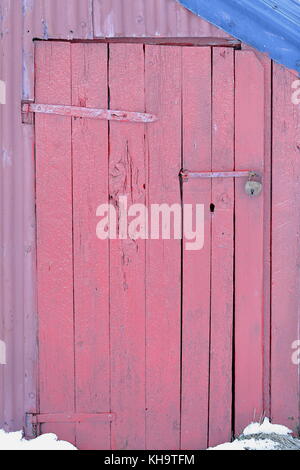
[35,42,75,445]
[31,413,115,424]
[2,0,299,443]
[145,45,182,450]
[209,46,234,447]
[1,0,234,431]
[181,46,212,450]
[234,51,265,433]
[109,43,147,450]
[24,40,300,449]
[72,43,111,450]
[272,63,300,434]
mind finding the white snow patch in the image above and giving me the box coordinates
[0,430,77,450]
[208,418,293,451]
[209,438,279,451]
[243,418,292,437]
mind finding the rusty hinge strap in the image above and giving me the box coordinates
[27,412,115,425]
[22,102,157,123]
[180,169,259,182]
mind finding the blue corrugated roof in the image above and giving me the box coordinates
[177,0,300,73]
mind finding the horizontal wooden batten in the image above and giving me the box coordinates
[34,37,241,47]
[22,102,157,123]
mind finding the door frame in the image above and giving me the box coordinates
[24,39,272,447]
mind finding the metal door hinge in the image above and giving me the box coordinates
[25,413,38,439]
[21,101,157,124]
[26,411,115,425]
[22,101,34,124]
[25,412,115,439]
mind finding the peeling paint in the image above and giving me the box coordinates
[0,341,6,365]
[2,149,12,168]
[22,51,33,101]
[0,80,5,104]
[22,0,33,16]
[41,19,49,40]
[93,0,230,38]
[103,11,115,38]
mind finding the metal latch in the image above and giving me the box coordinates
[21,101,157,124]
[180,169,263,197]
[245,171,263,197]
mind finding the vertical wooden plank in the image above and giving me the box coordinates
[236,48,272,420]
[109,43,146,450]
[272,64,300,433]
[35,42,75,441]
[181,47,211,450]
[235,50,265,434]
[237,50,273,419]
[41,423,76,447]
[71,43,110,450]
[145,45,182,450]
[260,55,272,419]
[209,47,234,447]
[76,421,111,450]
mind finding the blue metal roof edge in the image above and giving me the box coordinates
[177,0,300,73]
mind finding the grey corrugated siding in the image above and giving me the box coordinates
[93,0,229,37]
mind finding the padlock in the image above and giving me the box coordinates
[245,172,262,197]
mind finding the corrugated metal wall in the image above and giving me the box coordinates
[0,0,232,432]
[0,0,25,431]
[93,0,229,37]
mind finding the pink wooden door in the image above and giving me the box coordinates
[34,42,269,450]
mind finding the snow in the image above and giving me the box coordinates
[243,418,292,437]
[209,438,280,451]
[0,430,77,450]
[0,418,296,450]
[208,418,296,451]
